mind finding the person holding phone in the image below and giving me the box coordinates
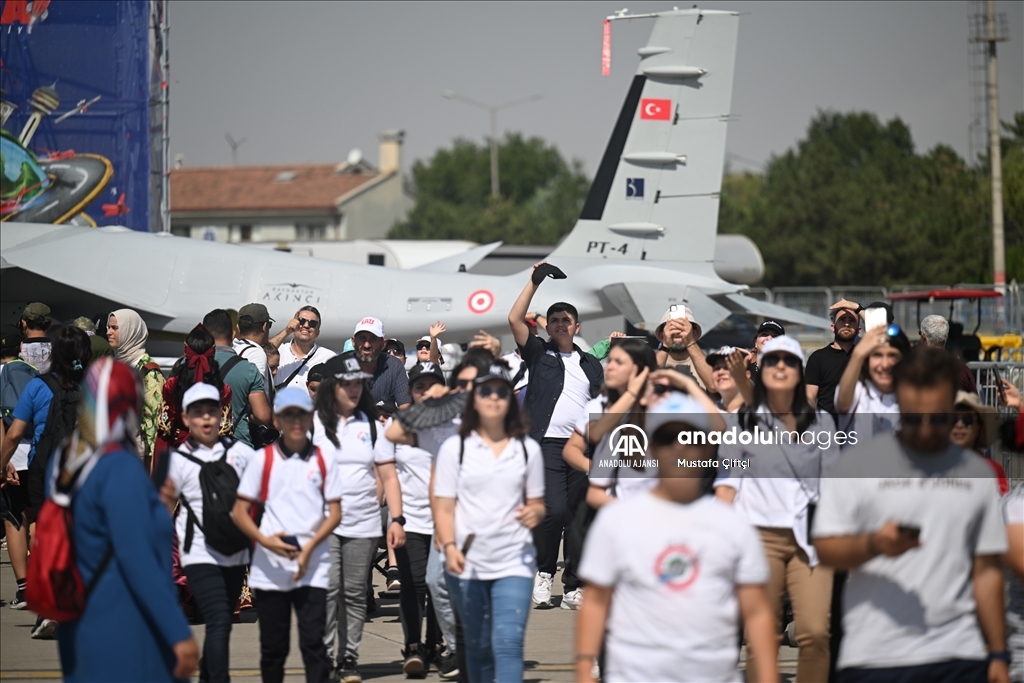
[162,383,256,683]
[835,321,911,442]
[814,347,1009,683]
[231,387,342,683]
[433,364,546,683]
[312,351,405,683]
[716,336,839,683]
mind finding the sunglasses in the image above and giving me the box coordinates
[297,318,320,329]
[762,354,801,369]
[386,348,404,357]
[415,343,431,350]
[901,414,952,427]
[476,385,511,399]
[455,378,471,389]
[954,413,977,427]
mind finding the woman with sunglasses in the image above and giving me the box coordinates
[433,364,545,683]
[312,352,405,683]
[951,391,1008,495]
[835,324,911,440]
[716,335,838,683]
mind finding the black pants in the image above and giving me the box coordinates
[828,570,846,682]
[836,659,986,683]
[534,438,589,588]
[183,564,246,683]
[253,587,331,683]
[395,531,440,649]
[562,501,597,593]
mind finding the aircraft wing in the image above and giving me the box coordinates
[412,241,503,273]
[716,293,831,329]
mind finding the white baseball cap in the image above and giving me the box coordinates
[645,391,711,435]
[758,335,805,365]
[274,386,314,414]
[353,316,385,338]
[182,383,220,412]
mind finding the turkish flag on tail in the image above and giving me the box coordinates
[640,98,672,120]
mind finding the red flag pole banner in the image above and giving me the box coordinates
[602,19,611,76]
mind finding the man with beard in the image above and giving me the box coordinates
[654,306,714,391]
[806,300,861,418]
[351,316,411,415]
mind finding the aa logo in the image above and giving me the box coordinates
[654,544,700,591]
[609,424,648,458]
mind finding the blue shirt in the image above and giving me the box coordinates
[12,375,54,464]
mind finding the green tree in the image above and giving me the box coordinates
[718,110,1016,287]
[390,133,590,244]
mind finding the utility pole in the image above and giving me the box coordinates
[441,90,542,197]
[973,0,1009,330]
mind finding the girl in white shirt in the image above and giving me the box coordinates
[164,383,256,683]
[715,335,837,683]
[835,325,910,440]
[312,352,405,683]
[433,364,545,683]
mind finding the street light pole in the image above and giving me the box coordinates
[442,90,542,197]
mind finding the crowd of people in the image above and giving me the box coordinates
[0,263,1022,683]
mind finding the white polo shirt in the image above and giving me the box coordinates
[312,411,390,539]
[276,343,336,391]
[835,380,900,443]
[579,493,767,683]
[237,442,342,591]
[433,431,545,580]
[169,438,256,567]
[377,418,434,536]
[234,338,272,398]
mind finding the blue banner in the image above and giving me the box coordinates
[1,0,153,231]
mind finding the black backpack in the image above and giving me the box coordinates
[34,375,81,471]
[176,439,251,556]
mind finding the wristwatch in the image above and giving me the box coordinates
[987,651,1010,663]
[392,515,406,526]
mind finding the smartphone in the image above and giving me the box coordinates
[281,535,301,550]
[992,365,1007,404]
[897,524,921,541]
[864,307,887,332]
[461,534,476,556]
[669,304,684,320]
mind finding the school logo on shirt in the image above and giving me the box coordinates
[307,469,323,488]
[654,544,699,591]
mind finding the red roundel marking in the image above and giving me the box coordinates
[468,290,494,314]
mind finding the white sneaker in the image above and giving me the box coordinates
[560,588,583,610]
[532,572,553,607]
[31,619,57,640]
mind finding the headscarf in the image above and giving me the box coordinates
[109,308,149,367]
[184,324,214,382]
[51,358,141,503]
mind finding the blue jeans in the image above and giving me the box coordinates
[426,542,457,651]
[445,574,532,683]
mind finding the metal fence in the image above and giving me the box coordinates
[969,362,1024,487]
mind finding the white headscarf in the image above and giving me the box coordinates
[109,308,149,367]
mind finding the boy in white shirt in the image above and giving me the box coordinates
[231,387,343,683]
[576,392,778,683]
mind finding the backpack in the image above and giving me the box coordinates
[33,375,80,470]
[26,445,115,622]
[176,439,252,557]
[253,443,327,527]
[0,360,38,427]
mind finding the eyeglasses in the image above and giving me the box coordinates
[954,413,977,427]
[762,354,801,369]
[297,318,320,329]
[476,385,511,400]
[901,414,952,427]
[455,379,472,389]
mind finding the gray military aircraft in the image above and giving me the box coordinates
[1,7,829,350]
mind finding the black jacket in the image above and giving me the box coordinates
[518,334,604,442]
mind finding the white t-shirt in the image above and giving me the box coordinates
[433,431,545,580]
[169,439,256,567]
[579,492,768,683]
[545,351,592,439]
[276,343,336,391]
[236,442,342,591]
[812,433,1008,670]
[234,338,272,398]
[835,380,899,443]
[716,409,839,567]
[502,351,529,392]
[377,418,433,535]
[312,411,389,539]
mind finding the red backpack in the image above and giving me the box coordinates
[25,446,115,622]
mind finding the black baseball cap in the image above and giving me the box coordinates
[756,320,785,338]
[306,362,328,384]
[408,361,445,385]
[1,324,23,355]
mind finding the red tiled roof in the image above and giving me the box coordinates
[170,164,383,213]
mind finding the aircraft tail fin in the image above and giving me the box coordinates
[550,9,739,266]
